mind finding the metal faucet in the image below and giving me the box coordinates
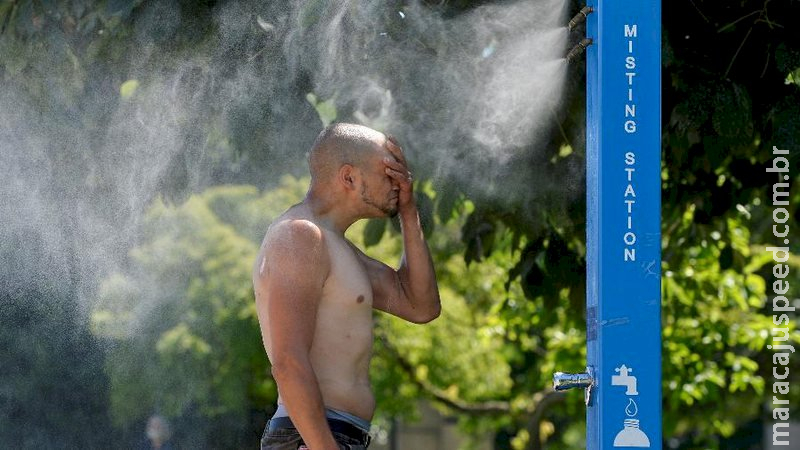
[553,367,595,406]
[611,365,638,395]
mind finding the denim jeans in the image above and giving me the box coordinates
[259,420,369,450]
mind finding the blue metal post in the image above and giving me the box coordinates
[585,1,662,448]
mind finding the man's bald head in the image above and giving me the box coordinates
[309,123,386,185]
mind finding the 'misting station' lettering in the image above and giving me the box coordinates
[623,24,638,262]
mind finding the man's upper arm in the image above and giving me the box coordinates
[353,248,433,324]
[258,220,329,364]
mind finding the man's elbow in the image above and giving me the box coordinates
[413,296,441,324]
[270,359,290,382]
[270,354,309,382]
[423,304,442,323]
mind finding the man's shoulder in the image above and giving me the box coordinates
[263,216,329,263]
[256,217,331,286]
[268,216,323,239]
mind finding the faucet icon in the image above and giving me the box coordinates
[611,365,638,395]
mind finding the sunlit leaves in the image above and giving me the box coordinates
[119,79,139,99]
[306,92,337,127]
[659,200,796,445]
[95,180,311,428]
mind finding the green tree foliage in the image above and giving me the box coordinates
[3,0,800,448]
[92,177,308,446]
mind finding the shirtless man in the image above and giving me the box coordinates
[253,123,441,450]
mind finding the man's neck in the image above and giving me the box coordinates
[303,192,356,235]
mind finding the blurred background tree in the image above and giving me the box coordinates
[1,0,799,449]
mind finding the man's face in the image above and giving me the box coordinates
[358,139,400,218]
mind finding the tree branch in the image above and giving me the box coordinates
[378,333,511,414]
[724,25,753,78]
[524,390,567,450]
[377,331,567,428]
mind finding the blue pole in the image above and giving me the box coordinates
[585,1,662,448]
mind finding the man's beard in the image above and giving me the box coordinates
[361,185,398,217]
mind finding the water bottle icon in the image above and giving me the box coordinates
[613,419,650,447]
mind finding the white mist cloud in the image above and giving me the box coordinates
[278,0,570,192]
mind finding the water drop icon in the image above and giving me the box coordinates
[625,398,638,417]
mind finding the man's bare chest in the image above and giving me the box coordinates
[321,238,374,310]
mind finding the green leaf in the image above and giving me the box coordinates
[711,83,753,139]
[119,79,139,99]
[415,190,435,238]
[435,182,460,223]
[363,218,386,248]
[306,92,337,127]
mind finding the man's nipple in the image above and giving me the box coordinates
[356,295,365,303]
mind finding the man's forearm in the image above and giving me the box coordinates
[271,360,339,449]
[398,205,440,316]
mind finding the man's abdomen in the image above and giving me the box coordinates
[310,310,375,421]
[316,377,375,422]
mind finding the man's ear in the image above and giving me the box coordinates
[338,164,358,191]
